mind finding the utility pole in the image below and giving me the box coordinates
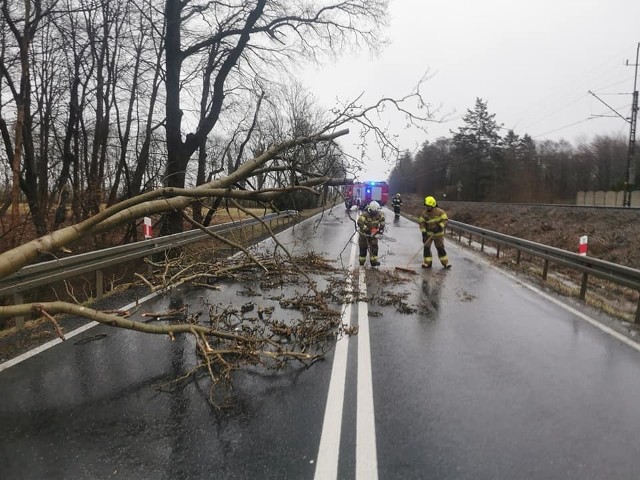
[624,43,640,207]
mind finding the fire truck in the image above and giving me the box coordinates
[343,181,389,210]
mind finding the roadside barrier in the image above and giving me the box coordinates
[1,210,298,329]
[446,219,640,324]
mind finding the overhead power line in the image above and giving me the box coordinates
[518,94,589,131]
[531,118,596,138]
[587,90,629,122]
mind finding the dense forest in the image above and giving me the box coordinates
[388,98,638,203]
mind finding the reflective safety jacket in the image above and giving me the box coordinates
[419,207,448,234]
[392,196,403,207]
[357,210,386,236]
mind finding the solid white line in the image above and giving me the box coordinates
[0,291,161,373]
[314,238,357,480]
[2,213,317,374]
[356,269,378,480]
[463,246,640,353]
[503,269,640,352]
[2,212,310,373]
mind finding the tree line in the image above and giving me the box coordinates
[2,0,431,250]
[388,98,637,203]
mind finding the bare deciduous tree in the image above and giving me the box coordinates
[160,0,391,233]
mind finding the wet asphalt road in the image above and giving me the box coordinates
[2,207,640,479]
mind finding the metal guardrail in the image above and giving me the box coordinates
[2,210,298,327]
[5,210,638,325]
[441,200,640,211]
[446,219,640,323]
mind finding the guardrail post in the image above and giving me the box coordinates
[13,293,25,330]
[443,220,640,321]
[579,272,589,300]
[96,269,104,300]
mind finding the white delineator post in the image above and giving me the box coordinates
[143,217,153,239]
[579,235,588,256]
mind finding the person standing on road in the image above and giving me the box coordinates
[392,193,403,219]
[357,201,385,266]
[418,196,451,269]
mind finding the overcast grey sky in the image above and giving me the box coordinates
[300,0,640,180]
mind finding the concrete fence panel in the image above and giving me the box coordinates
[604,191,617,206]
[576,190,640,206]
[593,191,606,206]
[583,191,595,205]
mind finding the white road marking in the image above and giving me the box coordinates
[0,292,160,372]
[499,266,640,352]
[6,215,383,477]
[356,268,378,480]
[458,244,640,352]
[1,211,333,373]
[314,238,357,480]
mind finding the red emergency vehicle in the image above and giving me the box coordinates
[343,181,389,210]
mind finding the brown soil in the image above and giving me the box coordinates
[402,195,640,269]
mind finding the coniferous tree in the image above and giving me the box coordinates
[451,98,503,201]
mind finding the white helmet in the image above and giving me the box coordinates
[368,201,381,212]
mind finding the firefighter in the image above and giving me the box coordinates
[357,200,385,266]
[392,193,403,219]
[418,196,451,269]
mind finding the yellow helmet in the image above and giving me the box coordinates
[424,196,437,207]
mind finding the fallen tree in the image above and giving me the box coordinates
[0,0,440,404]
[0,129,349,280]
[0,250,353,406]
